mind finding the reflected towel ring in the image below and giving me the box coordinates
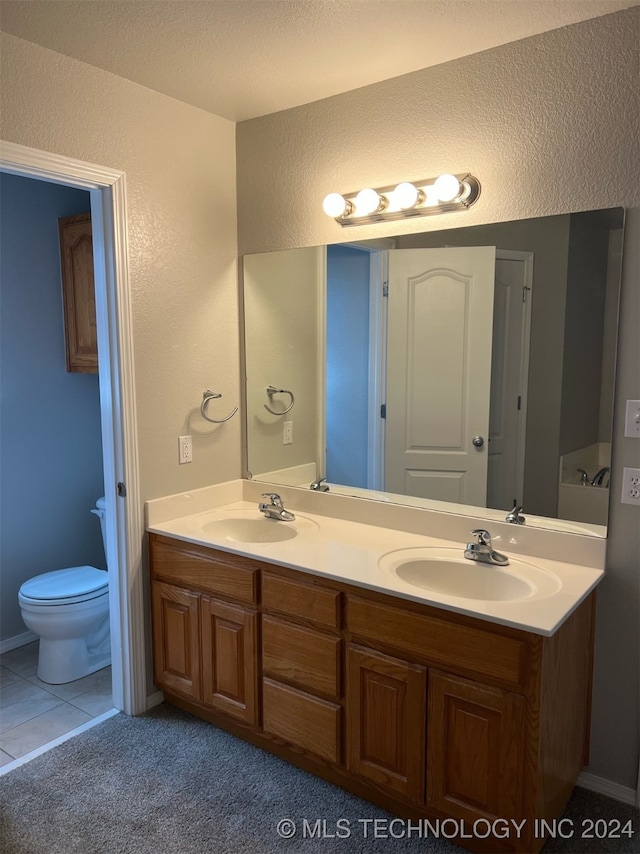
[200,390,238,423]
[264,385,294,415]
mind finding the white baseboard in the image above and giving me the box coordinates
[578,771,637,806]
[0,631,37,654]
[145,689,164,711]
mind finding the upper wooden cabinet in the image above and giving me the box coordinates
[58,213,98,373]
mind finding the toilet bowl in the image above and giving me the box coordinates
[18,498,111,684]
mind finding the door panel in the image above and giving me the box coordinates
[427,670,525,823]
[385,247,496,506]
[346,644,427,803]
[151,582,201,701]
[201,597,259,725]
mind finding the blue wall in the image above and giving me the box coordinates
[326,245,370,487]
[1,173,105,642]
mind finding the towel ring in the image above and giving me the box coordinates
[264,385,294,416]
[200,390,238,424]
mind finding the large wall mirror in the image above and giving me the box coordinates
[242,208,625,538]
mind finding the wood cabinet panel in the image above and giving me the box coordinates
[201,597,258,725]
[58,213,98,373]
[262,615,341,699]
[262,571,341,630]
[427,669,525,823]
[151,581,201,701]
[263,677,341,763]
[150,535,258,604]
[346,644,426,804]
[347,595,528,690]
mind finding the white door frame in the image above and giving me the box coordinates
[493,249,534,507]
[0,140,146,716]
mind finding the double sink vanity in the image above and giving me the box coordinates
[147,480,604,853]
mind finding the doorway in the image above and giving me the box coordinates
[0,141,146,724]
[325,244,533,513]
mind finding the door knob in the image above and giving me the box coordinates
[472,436,485,447]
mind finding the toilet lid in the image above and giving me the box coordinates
[20,566,108,601]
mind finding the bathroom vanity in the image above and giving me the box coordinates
[148,491,602,854]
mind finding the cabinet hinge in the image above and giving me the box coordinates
[381,404,386,419]
[383,282,389,298]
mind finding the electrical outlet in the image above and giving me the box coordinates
[624,400,640,438]
[178,435,192,464]
[621,467,640,505]
[283,421,293,445]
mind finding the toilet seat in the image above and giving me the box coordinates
[19,566,108,607]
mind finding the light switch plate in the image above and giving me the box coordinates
[624,400,640,438]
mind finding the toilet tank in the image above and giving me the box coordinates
[91,497,107,565]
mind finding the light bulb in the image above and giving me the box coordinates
[434,173,462,202]
[354,188,382,216]
[323,192,349,218]
[394,182,420,209]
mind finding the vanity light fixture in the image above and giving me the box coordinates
[322,173,480,226]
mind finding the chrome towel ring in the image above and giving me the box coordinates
[264,385,294,415]
[200,390,238,423]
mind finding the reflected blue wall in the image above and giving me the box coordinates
[326,245,370,487]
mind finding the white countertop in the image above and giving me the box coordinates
[147,498,604,637]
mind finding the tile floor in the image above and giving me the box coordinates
[0,641,114,766]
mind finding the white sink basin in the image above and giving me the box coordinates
[201,510,317,544]
[379,547,561,602]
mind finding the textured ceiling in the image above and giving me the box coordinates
[1,0,638,121]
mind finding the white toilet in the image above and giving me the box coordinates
[18,497,110,684]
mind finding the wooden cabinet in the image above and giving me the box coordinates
[58,213,98,373]
[201,597,258,725]
[149,532,596,854]
[427,669,525,824]
[346,644,426,804]
[151,580,201,701]
[150,535,259,725]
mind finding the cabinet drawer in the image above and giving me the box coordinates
[263,678,341,764]
[347,595,529,689]
[262,572,341,630]
[262,616,341,699]
[150,535,258,604]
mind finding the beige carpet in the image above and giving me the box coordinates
[0,703,636,853]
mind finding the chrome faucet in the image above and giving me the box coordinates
[505,501,526,525]
[310,477,329,492]
[591,467,609,487]
[464,529,510,566]
[258,493,295,521]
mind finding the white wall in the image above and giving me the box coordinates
[236,8,640,793]
[1,31,240,505]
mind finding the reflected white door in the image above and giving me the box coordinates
[385,247,496,506]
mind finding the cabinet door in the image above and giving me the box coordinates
[201,597,259,726]
[151,581,201,701]
[346,644,427,803]
[427,669,525,822]
[58,213,98,373]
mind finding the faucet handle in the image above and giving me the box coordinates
[470,528,492,546]
[260,492,283,506]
